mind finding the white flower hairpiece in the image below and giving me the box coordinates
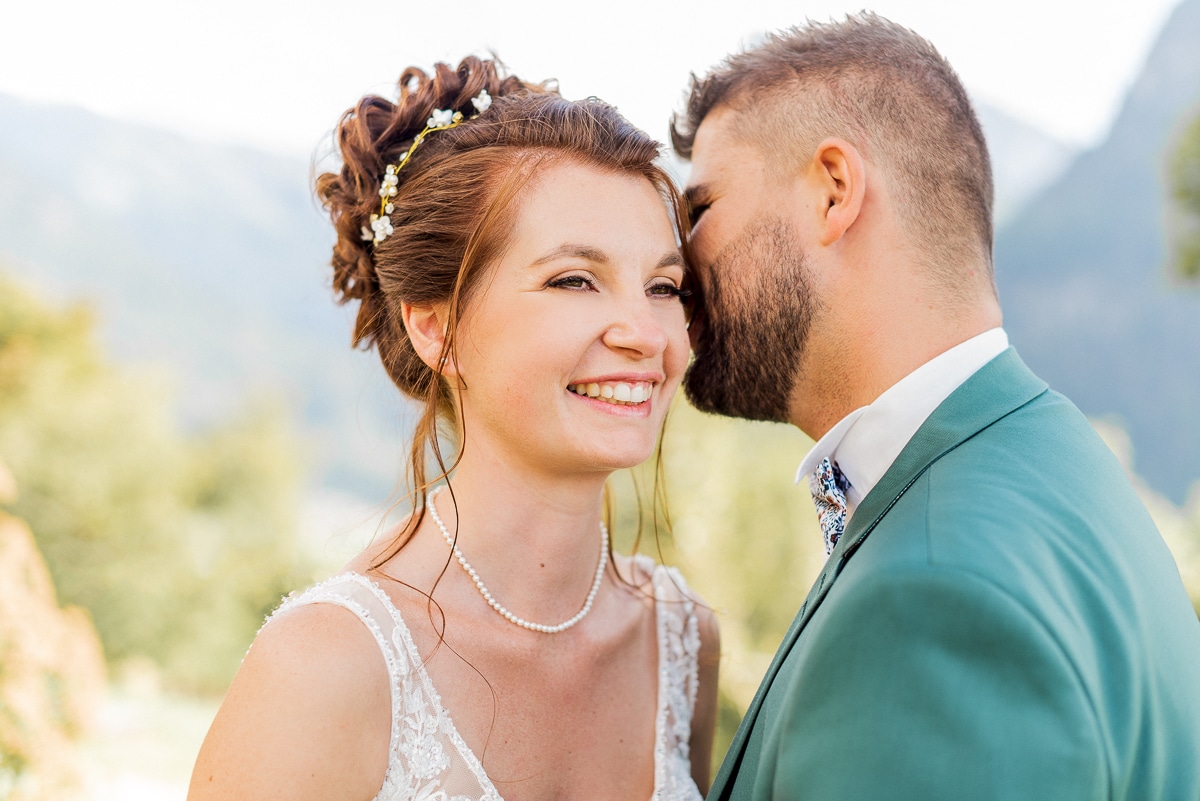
[362,89,494,246]
[426,108,456,128]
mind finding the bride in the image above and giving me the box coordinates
[189,56,719,801]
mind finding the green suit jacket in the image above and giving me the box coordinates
[709,348,1200,801]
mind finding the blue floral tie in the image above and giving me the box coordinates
[809,458,852,554]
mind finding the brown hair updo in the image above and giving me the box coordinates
[315,56,688,555]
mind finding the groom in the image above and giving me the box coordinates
[672,13,1200,801]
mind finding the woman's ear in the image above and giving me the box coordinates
[401,301,457,378]
[810,137,866,246]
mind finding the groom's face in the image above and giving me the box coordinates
[682,106,818,423]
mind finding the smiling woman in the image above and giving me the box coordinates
[188,56,719,801]
[443,160,691,477]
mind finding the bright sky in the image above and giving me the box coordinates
[0,0,1183,158]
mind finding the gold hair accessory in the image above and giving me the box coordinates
[361,89,493,245]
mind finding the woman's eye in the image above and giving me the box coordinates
[548,275,595,291]
[647,281,692,301]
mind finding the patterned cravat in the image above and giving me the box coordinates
[809,457,852,554]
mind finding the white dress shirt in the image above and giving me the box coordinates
[796,328,1010,521]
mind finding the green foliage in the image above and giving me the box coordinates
[1177,504,1200,619]
[1092,421,1200,617]
[0,273,311,694]
[1169,111,1200,281]
[1137,488,1200,617]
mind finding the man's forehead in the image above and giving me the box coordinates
[686,108,742,178]
[685,106,762,193]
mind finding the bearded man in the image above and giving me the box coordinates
[672,13,1200,801]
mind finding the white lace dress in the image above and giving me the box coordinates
[269,555,704,801]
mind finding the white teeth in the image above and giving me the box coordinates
[567,381,653,406]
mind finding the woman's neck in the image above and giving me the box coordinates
[426,441,612,622]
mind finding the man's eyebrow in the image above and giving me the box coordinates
[529,244,610,266]
[685,183,713,207]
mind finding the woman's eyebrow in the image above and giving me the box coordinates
[658,252,685,269]
[530,244,683,272]
[530,244,609,266]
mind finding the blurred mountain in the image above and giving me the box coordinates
[976,103,1077,225]
[3,0,1200,505]
[0,95,405,498]
[995,0,1200,502]
[0,92,1069,504]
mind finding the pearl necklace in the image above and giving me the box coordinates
[426,487,609,634]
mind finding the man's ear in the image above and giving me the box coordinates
[401,301,458,378]
[810,137,866,246]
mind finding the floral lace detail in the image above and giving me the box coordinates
[271,574,496,801]
[641,556,704,801]
[269,565,702,801]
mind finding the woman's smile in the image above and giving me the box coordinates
[566,379,658,418]
[566,380,655,405]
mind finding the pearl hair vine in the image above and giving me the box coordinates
[361,89,494,246]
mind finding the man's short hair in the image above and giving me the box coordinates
[672,13,995,288]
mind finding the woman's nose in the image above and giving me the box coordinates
[601,296,670,358]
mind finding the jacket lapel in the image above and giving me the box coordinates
[707,348,1047,800]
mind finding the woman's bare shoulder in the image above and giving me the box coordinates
[254,597,390,678]
[188,598,391,801]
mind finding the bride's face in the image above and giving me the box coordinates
[450,160,690,477]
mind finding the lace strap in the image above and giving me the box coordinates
[633,556,702,800]
[269,574,501,801]
[271,573,411,678]
[267,574,407,791]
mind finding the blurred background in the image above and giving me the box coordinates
[2,0,1199,797]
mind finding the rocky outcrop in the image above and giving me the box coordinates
[0,461,106,801]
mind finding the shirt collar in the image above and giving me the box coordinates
[796,328,1010,509]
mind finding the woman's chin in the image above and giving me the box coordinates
[568,441,660,474]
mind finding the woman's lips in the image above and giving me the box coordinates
[566,380,653,405]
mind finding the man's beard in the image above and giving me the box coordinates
[684,219,817,423]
